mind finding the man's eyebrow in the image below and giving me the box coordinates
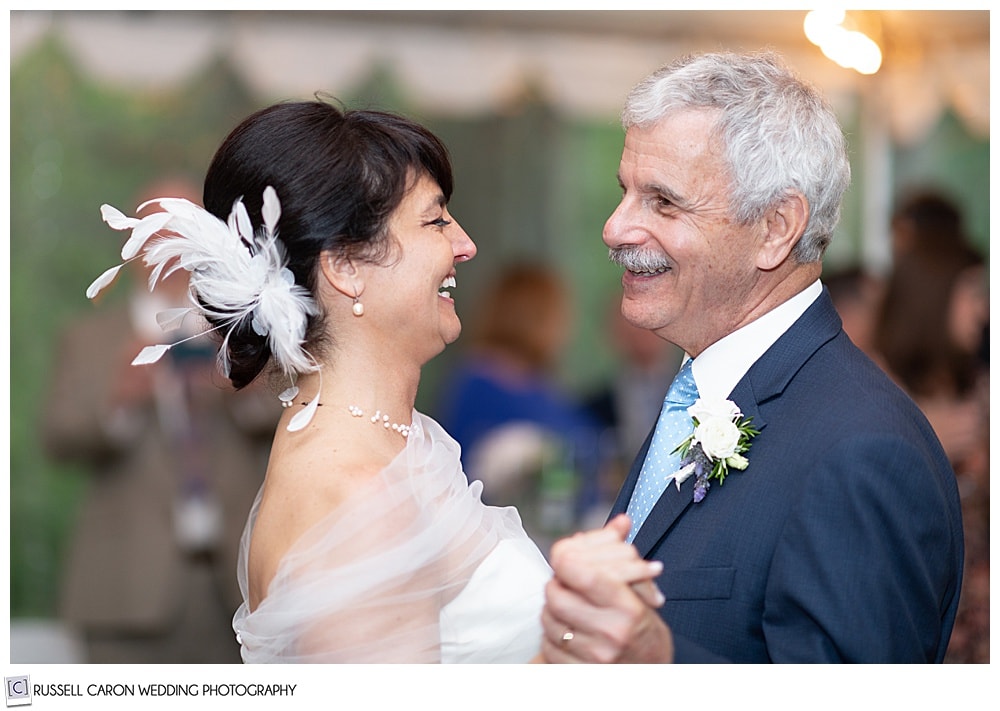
[641,181,688,209]
[616,172,689,209]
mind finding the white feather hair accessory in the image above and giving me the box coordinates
[89,186,322,431]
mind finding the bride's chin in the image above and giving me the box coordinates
[442,321,462,346]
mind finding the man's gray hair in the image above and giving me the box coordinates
[622,51,851,263]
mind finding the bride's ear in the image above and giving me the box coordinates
[319,250,364,299]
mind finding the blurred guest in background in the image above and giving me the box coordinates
[889,189,989,368]
[41,177,280,663]
[583,298,682,526]
[435,262,600,550]
[874,190,989,663]
[875,195,988,472]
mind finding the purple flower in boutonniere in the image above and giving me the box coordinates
[671,398,760,503]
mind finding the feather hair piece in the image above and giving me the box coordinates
[91,186,323,430]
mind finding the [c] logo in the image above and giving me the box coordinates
[5,676,31,707]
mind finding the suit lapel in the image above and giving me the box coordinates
[613,288,844,556]
[631,474,696,554]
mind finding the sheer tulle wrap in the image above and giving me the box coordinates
[233,412,551,663]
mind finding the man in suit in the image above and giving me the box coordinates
[540,51,964,663]
[42,178,281,663]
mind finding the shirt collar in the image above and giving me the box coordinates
[688,279,822,402]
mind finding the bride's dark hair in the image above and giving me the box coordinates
[201,99,455,389]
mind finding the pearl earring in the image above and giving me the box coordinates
[352,296,364,317]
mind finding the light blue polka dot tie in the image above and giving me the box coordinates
[625,358,699,542]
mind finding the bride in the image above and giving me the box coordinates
[89,99,662,663]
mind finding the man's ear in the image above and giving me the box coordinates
[319,250,364,298]
[757,191,809,271]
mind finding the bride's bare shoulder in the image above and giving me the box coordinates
[247,433,395,608]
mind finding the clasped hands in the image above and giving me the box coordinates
[540,514,675,663]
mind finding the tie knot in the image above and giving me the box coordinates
[665,359,699,407]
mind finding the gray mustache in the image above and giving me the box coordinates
[608,246,670,272]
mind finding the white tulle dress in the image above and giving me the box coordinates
[232,411,553,663]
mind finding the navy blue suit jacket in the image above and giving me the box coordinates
[610,289,964,662]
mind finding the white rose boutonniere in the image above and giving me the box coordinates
[671,398,760,503]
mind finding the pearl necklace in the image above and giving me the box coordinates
[348,405,413,438]
[278,386,413,438]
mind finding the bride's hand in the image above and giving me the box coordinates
[548,514,664,608]
[540,514,674,663]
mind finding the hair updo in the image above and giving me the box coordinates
[200,99,455,389]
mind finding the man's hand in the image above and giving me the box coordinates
[541,514,675,663]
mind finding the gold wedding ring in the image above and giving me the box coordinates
[560,629,575,645]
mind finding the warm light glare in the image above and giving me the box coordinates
[804,9,882,75]
[803,8,845,45]
[844,31,882,74]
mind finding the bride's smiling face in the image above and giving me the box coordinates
[372,172,477,358]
